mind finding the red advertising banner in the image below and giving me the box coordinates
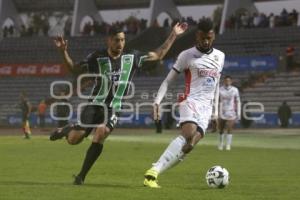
[0,64,67,76]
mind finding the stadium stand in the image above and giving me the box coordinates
[242,72,300,112]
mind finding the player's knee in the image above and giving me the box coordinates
[67,132,84,145]
[181,123,197,139]
[93,125,110,142]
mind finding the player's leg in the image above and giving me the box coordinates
[218,119,226,150]
[144,100,207,188]
[23,118,32,139]
[49,104,98,144]
[225,120,235,150]
[144,122,203,188]
[73,113,117,185]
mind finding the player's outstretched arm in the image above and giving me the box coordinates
[54,35,75,72]
[146,22,188,61]
[153,69,179,120]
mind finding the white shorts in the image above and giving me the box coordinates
[179,99,213,134]
[220,110,237,120]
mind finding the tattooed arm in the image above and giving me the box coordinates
[146,22,188,61]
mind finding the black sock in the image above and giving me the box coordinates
[77,143,103,181]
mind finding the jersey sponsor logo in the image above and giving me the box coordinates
[124,57,132,64]
[198,69,219,78]
[203,77,215,89]
[105,70,128,76]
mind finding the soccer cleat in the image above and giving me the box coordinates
[144,168,160,188]
[23,133,31,139]
[218,144,224,151]
[49,129,65,141]
[73,175,84,185]
[144,168,158,180]
[226,145,231,151]
[143,178,161,188]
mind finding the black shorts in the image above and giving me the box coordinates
[79,104,118,137]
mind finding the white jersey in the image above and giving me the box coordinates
[219,85,241,120]
[173,47,225,106]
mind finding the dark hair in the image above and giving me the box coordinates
[197,18,214,33]
[225,75,232,79]
[108,27,124,36]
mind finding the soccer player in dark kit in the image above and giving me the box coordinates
[50,22,188,185]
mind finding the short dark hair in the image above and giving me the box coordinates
[108,27,124,36]
[225,75,232,79]
[197,18,214,33]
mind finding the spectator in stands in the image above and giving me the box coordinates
[269,13,275,28]
[253,13,261,27]
[83,21,93,36]
[291,9,299,26]
[20,92,32,139]
[278,101,292,128]
[280,8,289,26]
[2,26,8,38]
[20,24,27,37]
[240,12,250,28]
[8,25,14,36]
[285,45,295,71]
[226,9,299,30]
[140,18,148,31]
[64,17,72,36]
[38,99,47,128]
[163,18,170,28]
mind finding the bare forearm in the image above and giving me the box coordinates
[154,30,177,60]
[61,50,75,72]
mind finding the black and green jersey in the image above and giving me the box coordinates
[20,99,30,115]
[79,49,147,111]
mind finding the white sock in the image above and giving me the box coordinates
[152,136,186,174]
[219,133,225,147]
[226,134,233,146]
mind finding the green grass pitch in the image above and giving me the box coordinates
[0,128,300,200]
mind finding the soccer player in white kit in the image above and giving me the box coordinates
[218,76,241,150]
[143,18,225,188]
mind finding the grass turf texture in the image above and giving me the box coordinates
[0,129,300,200]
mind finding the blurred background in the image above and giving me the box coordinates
[0,0,299,131]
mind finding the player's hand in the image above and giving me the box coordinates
[153,103,161,121]
[54,35,68,51]
[172,22,188,36]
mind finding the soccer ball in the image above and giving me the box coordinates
[205,165,229,188]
